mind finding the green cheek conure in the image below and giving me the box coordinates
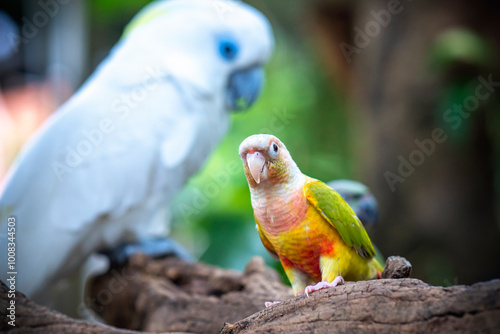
[239,134,383,305]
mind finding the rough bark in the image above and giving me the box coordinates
[0,280,155,334]
[220,278,500,334]
[86,255,293,333]
[2,255,499,334]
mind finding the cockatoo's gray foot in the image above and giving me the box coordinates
[99,237,194,268]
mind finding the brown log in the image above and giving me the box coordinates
[220,278,500,334]
[0,280,155,334]
[2,255,499,333]
[86,255,293,333]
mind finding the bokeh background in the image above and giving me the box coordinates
[1,0,500,286]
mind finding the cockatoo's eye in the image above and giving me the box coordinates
[269,142,279,158]
[218,37,239,61]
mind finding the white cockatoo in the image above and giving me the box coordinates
[0,0,274,307]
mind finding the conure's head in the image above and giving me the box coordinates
[239,134,301,188]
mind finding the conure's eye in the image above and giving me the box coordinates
[270,142,279,158]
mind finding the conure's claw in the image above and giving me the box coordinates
[265,301,281,307]
[99,237,194,268]
[304,276,344,297]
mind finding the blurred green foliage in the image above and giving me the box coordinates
[90,0,152,23]
[430,28,496,146]
[429,28,493,71]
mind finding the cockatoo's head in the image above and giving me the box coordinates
[239,134,301,189]
[117,0,274,112]
[327,179,379,227]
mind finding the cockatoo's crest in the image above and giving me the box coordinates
[122,6,169,38]
[122,0,246,39]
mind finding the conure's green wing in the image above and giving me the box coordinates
[305,178,376,259]
[255,220,279,260]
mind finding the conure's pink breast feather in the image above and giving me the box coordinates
[253,181,345,282]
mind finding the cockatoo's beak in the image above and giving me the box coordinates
[226,66,264,111]
[246,151,266,184]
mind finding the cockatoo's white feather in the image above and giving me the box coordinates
[0,0,274,305]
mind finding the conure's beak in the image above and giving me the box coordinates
[246,151,266,184]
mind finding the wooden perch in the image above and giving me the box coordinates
[87,255,293,333]
[0,280,153,334]
[1,255,499,333]
[221,278,500,333]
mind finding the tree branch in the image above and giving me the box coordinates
[221,278,500,333]
[2,255,499,333]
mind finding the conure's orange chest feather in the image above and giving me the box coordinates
[253,176,379,285]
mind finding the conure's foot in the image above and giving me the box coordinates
[304,276,344,297]
[265,301,281,307]
[99,237,194,268]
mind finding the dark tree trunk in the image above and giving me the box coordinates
[310,0,500,285]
